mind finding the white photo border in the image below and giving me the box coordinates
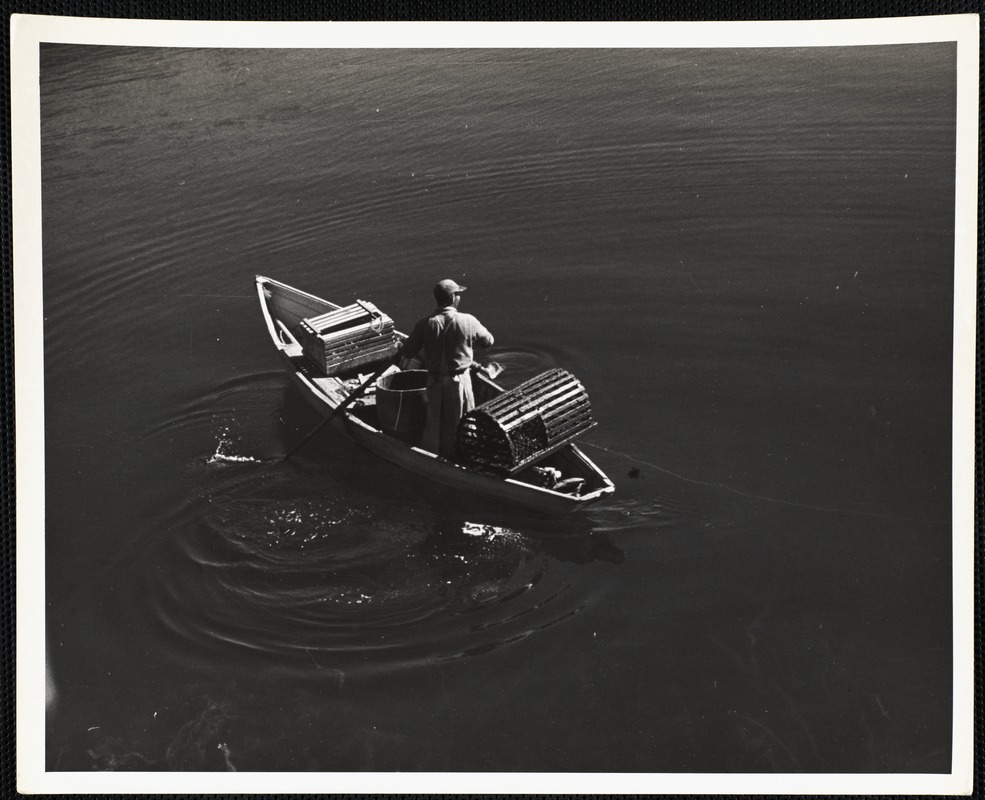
[12,14,978,796]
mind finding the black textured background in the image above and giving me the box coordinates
[2,1,980,798]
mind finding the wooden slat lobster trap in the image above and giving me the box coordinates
[456,368,596,475]
[299,300,399,376]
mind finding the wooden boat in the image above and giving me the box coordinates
[256,276,615,516]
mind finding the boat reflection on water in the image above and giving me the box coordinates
[419,514,624,576]
[438,514,622,595]
[408,516,623,663]
[420,519,625,601]
[535,529,625,566]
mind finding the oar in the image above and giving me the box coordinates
[277,358,397,462]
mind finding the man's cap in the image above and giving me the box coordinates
[436,279,467,294]
[434,279,467,303]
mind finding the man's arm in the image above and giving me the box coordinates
[470,316,494,348]
[399,319,424,368]
[401,320,423,356]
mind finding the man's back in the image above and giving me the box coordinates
[409,308,494,376]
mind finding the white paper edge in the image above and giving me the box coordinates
[11,14,978,796]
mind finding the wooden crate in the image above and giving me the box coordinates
[299,300,399,376]
[456,368,596,475]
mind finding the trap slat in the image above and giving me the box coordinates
[482,372,584,423]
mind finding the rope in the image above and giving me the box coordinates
[580,441,948,524]
[394,390,405,431]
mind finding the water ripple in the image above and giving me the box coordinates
[139,491,589,676]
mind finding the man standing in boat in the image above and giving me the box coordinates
[400,279,494,458]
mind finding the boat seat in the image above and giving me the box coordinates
[554,477,585,496]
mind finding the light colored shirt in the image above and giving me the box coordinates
[403,307,494,375]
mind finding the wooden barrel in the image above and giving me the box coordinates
[456,368,596,475]
[376,370,429,443]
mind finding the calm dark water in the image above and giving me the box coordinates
[41,44,955,772]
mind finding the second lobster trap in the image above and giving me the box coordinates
[456,368,596,475]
